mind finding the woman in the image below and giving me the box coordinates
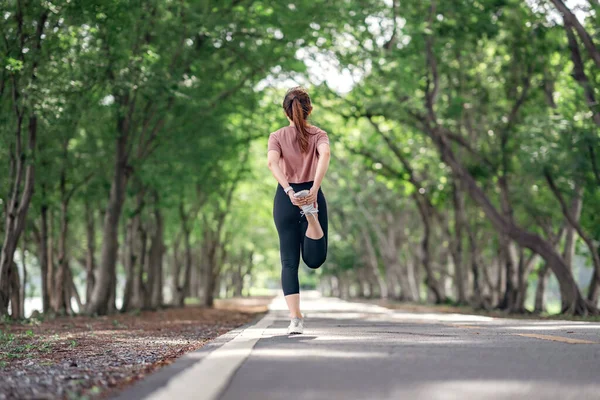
[267,87,331,335]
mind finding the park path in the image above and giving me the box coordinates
[116,292,600,400]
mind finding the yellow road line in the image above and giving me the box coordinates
[515,333,598,345]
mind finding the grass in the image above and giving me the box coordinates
[183,297,202,305]
[247,287,279,297]
[0,299,269,399]
[0,329,16,345]
[112,319,127,328]
[0,328,59,363]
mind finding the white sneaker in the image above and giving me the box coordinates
[294,190,318,218]
[287,317,304,335]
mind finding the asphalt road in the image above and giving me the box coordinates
[118,292,600,400]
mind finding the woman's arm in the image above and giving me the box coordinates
[268,150,302,206]
[312,143,331,190]
[305,143,331,205]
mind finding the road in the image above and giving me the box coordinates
[117,292,600,400]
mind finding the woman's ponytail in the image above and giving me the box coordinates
[283,87,313,153]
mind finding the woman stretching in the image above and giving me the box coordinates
[267,87,331,335]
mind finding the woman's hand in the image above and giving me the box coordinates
[288,191,303,207]
[300,187,318,207]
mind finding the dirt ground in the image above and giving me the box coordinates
[0,297,272,400]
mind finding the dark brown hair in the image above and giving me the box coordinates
[283,87,313,153]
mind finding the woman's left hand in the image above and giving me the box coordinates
[300,187,318,207]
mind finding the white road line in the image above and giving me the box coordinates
[145,312,276,400]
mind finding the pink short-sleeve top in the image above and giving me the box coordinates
[268,125,330,184]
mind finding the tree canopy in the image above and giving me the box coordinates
[1,0,599,317]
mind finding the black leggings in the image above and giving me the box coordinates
[273,181,328,296]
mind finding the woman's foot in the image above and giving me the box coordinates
[287,317,304,334]
[294,190,318,217]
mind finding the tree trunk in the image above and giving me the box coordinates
[563,188,583,271]
[87,99,132,315]
[121,218,136,311]
[9,261,21,319]
[497,172,519,312]
[171,237,183,306]
[54,196,69,314]
[0,115,37,317]
[0,11,45,316]
[428,126,592,314]
[212,269,222,300]
[203,233,219,307]
[39,197,50,313]
[174,201,193,307]
[545,173,600,304]
[339,272,350,299]
[108,268,117,314]
[466,222,483,307]
[133,220,148,309]
[190,247,200,299]
[233,256,244,298]
[418,205,445,303]
[204,234,229,307]
[85,201,96,305]
[514,247,528,312]
[202,176,239,307]
[148,203,164,309]
[242,250,254,297]
[19,239,27,318]
[406,256,421,301]
[355,268,367,298]
[67,265,82,313]
[534,263,550,313]
[395,263,415,301]
[122,190,144,311]
[451,180,468,303]
[361,227,389,299]
[182,221,193,304]
[47,211,56,311]
[330,275,340,298]
[384,266,399,300]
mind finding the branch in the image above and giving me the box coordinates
[544,170,586,242]
[564,23,600,127]
[550,0,600,69]
[203,67,259,112]
[504,66,533,134]
[347,146,409,182]
[364,116,450,226]
[383,0,399,50]
[133,100,156,159]
[437,126,495,169]
[545,170,600,294]
[366,116,421,187]
[588,143,600,187]
[138,96,175,160]
[424,0,439,119]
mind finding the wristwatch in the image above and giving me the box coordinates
[284,186,293,194]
